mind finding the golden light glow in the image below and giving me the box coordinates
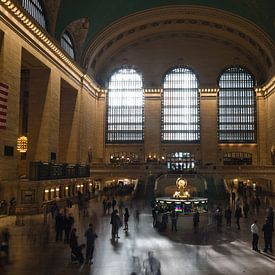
[17,136,28,153]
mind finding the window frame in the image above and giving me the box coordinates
[217,66,257,144]
[166,152,196,171]
[161,66,200,143]
[21,0,47,30]
[105,66,144,144]
[61,31,76,60]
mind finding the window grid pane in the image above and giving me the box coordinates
[61,32,75,59]
[106,68,144,143]
[161,67,200,142]
[166,152,195,171]
[223,152,252,165]
[22,0,46,29]
[218,67,256,143]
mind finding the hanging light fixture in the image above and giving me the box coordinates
[17,136,28,153]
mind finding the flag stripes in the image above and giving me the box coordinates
[0,82,8,130]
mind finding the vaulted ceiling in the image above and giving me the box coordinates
[55,0,275,47]
[50,0,275,85]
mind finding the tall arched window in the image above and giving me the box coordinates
[162,67,200,142]
[22,0,46,29]
[218,67,256,143]
[106,67,144,143]
[61,31,75,59]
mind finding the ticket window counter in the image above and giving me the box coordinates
[50,188,56,200]
[64,186,69,197]
[89,182,93,192]
[76,184,84,194]
[44,189,50,201]
[55,187,61,199]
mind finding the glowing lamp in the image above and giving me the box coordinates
[17,136,28,152]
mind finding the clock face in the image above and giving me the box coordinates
[176,178,187,189]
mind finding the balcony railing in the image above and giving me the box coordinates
[29,162,90,180]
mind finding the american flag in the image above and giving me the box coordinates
[0,82,8,130]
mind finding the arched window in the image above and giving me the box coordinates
[161,67,200,142]
[106,67,144,143]
[22,0,46,29]
[61,31,75,59]
[218,67,256,143]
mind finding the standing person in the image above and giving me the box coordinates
[102,199,107,215]
[266,207,274,230]
[152,208,157,228]
[114,210,122,239]
[193,210,200,233]
[64,213,74,244]
[134,209,140,227]
[107,199,112,215]
[215,207,223,232]
[69,228,84,264]
[251,220,260,252]
[55,211,64,242]
[123,208,130,232]
[112,197,117,211]
[84,224,98,264]
[224,206,232,227]
[118,198,125,215]
[235,206,242,230]
[231,191,236,205]
[262,218,273,253]
[236,198,241,209]
[171,210,178,232]
[243,201,250,218]
[110,209,117,239]
[143,251,161,275]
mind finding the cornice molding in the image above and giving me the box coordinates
[0,0,102,97]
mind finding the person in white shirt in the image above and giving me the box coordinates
[251,220,260,252]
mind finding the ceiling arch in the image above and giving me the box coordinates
[82,6,274,86]
[56,0,275,48]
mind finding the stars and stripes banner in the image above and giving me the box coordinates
[0,82,9,130]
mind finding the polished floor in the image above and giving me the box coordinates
[0,197,275,275]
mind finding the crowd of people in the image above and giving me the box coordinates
[0,182,274,274]
[213,191,274,254]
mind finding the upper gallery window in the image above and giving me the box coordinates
[223,152,252,165]
[22,0,46,29]
[218,66,256,143]
[161,67,200,142]
[106,67,144,143]
[166,152,195,171]
[61,31,75,59]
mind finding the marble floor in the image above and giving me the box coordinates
[0,197,274,275]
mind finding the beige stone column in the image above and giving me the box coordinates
[59,82,79,163]
[77,87,97,164]
[200,92,218,165]
[144,90,161,161]
[0,30,22,180]
[28,68,60,162]
[93,93,105,162]
[258,94,268,165]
